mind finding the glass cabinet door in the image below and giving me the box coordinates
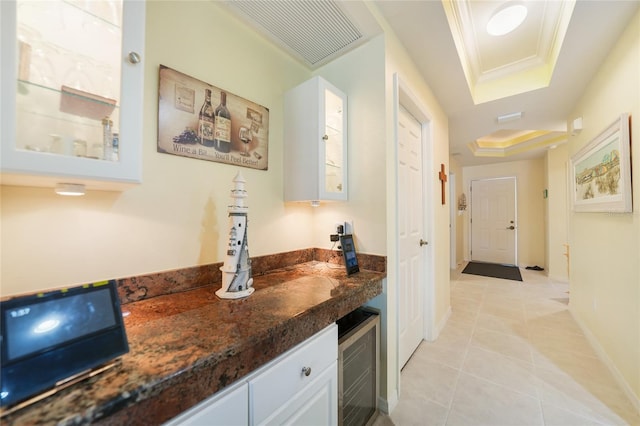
[1,0,144,190]
[323,88,345,197]
[16,0,123,160]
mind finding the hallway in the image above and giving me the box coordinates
[390,265,640,425]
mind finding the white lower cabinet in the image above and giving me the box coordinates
[164,380,248,426]
[165,324,337,426]
[249,323,338,426]
[253,361,337,426]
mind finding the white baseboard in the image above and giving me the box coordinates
[569,307,640,414]
[425,306,451,342]
[378,389,398,414]
[434,306,452,341]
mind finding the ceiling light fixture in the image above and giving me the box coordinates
[54,183,86,196]
[497,111,523,123]
[487,3,528,36]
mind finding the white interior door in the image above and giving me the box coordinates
[470,178,517,265]
[398,106,425,369]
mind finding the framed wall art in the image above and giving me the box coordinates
[157,65,269,170]
[570,113,632,213]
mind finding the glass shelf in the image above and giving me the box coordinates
[16,79,119,156]
[16,0,122,105]
[18,80,118,120]
[13,0,122,158]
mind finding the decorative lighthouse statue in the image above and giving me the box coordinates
[216,172,255,299]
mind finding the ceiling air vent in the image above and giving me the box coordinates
[224,0,368,68]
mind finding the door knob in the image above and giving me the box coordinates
[127,51,141,64]
[419,239,428,246]
[506,226,515,230]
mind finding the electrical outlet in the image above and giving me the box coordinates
[344,220,354,235]
[333,220,354,236]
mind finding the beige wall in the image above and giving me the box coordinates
[567,9,640,402]
[462,158,546,268]
[1,1,315,295]
[1,1,390,291]
[1,3,393,296]
[311,36,387,255]
[383,20,451,338]
[364,1,451,411]
[545,145,570,282]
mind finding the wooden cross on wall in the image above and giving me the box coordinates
[439,163,447,205]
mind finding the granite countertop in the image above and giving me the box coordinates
[4,261,384,425]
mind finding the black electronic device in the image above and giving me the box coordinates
[0,280,129,410]
[340,234,360,275]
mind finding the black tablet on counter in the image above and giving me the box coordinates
[340,234,360,275]
[0,280,129,411]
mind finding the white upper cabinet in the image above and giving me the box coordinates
[284,76,347,203]
[0,0,145,191]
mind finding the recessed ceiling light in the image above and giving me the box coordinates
[487,3,528,36]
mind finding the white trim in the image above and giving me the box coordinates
[449,173,457,269]
[377,389,399,415]
[569,306,640,414]
[391,73,401,406]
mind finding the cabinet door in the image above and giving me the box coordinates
[164,381,248,426]
[0,0,144,190]
[284,76,347,202]
[257,361,337,426]
[250,324,337,425]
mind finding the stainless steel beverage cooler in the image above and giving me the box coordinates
[337,307,380,426]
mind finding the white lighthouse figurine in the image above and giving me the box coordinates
[216,172,255,299]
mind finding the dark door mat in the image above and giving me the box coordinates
[462,261,523,282]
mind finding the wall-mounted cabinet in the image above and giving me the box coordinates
[0,0,145,191]
[284,76,347,203]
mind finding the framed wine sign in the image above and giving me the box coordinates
[157,65,269,170]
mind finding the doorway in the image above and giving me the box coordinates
[397,105,425,369]
[394,73,435,378]
[470,177,517,265]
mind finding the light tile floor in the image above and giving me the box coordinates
[388,264,640,426]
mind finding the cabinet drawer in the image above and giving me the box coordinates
[250,324,337,424]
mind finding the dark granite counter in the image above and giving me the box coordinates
[3,259,385,425]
